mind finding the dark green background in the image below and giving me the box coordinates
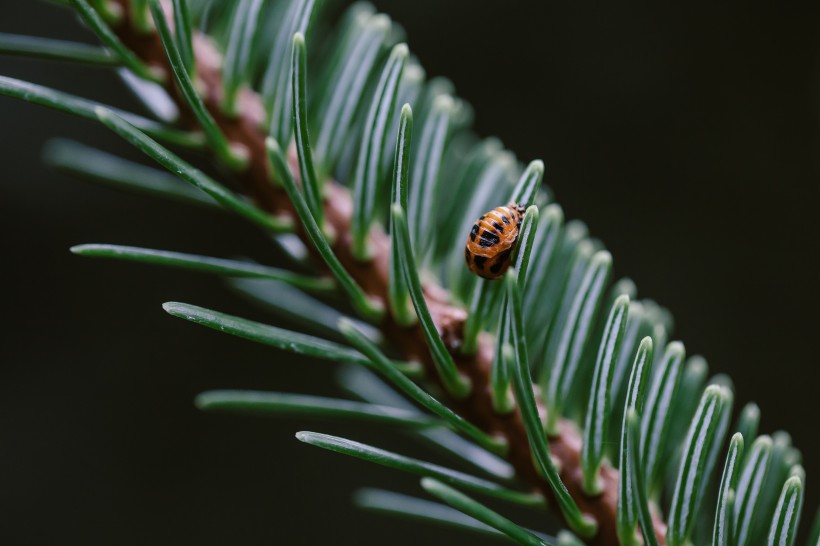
[1,1,818,544]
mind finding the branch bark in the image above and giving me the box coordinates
[109,2,667,544]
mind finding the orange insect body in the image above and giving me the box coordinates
[464,203,526,280]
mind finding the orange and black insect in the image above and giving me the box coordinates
[464,203,526,280]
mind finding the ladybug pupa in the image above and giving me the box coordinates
[464,203,526,280]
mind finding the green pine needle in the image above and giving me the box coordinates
[221,0,263,116]
[0,32,118,65]
[0,76,204,148]
[617,336,654,546]
[408,94,453,257]
[130,0,152,32]
[491,339,516,415]
[766,475,803,546]
[713,433,744,546]
[391,204,472,397]
[510,160,544,209]
[296,432,542,507]
[338,365,515,480]
[734,435,774,546]
[70,0,163,82]
[625,410,660,546]
[171,0,194,75]
[513,205,540,290]
[420,478,551,546]
[96,107,288,232]
[355,488,538,541]
[486,206,539,411]
[661,355,709,462]
[196,390,438,428]
[149,0,247,169]
[666,385,733,546]
[756,431,801,540]
[163,301,409,377]
[264,0,316,143]
[266,137,383,321]
[312,11,388,170]
[43,139,217,208]
[339,319,505,456]
[227,278,389,349]
[639,340,685,493]
[388,104,416,326]
[490,275,513,410]
[164,301,373,365]
[504,272,597,538]
[351,43,408,260]
[462,278,504,356]
[361,490,461,525]
[70,244,334,293]
[291,32,324,229]
[545,250,612,434]
[604,286,648,404]
[538,232,595,366]
[581,294,629,495]
[522,204,564,347]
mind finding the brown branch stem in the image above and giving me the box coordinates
[109,2,666,544]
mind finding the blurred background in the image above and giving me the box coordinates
[1,1,818,544]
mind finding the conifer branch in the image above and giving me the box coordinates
[78,2,672,544]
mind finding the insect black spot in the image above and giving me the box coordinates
[489,248,513,273]
[470,223,479,242]
[492,221,504,232]
[501,215,511,225]
[479,231,500,248]
[464,248,471,264]
[473,255,488,269]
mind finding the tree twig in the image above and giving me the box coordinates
[108,2,666,544]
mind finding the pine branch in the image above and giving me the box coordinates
[3,2,813,545]
[96,1,671,544]
[14,2,676,544]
